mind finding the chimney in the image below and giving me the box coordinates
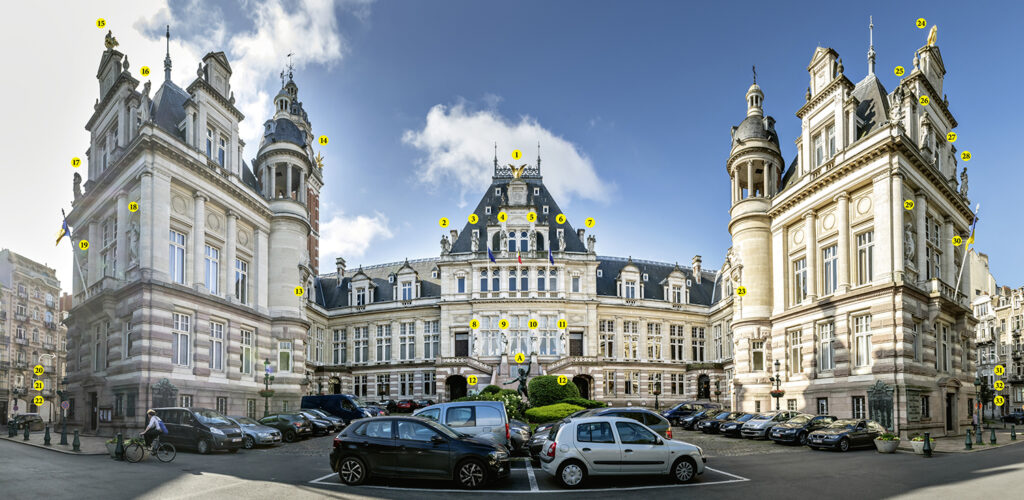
[336,257,346,278]
[577,228,585,240]
[450,229,458,241]
[692,255,702,283]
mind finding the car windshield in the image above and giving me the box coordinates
[714,412,731,419]
[828,419,859,429]
[235,417,260,425]
[786,415,812,425]
[753,413,777,421]
[194,409,232,426]
[348,396,366,408]
[737,414,756,422]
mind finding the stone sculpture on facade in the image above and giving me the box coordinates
[903,222,916,267]
[558,231,566,252]
[529,230,537,252]
[587,234,596,253]
[73,172,83,201]
[128,220,140,266]
[960,168,968,197]
[500,231,508,254]
[471,234,479,253]
[440,235,450,255]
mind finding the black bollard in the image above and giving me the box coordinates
[60,422,68,445]
[1012,425,1017,441]
[115,433,125,460]
[965,429,973,450]
[976,424,984,444]
[923,432,932,457]
[73,430,80,452]
[7,421,15,438]
[990,427,997,444]
[44,426,51,446]
[23,424,30,441]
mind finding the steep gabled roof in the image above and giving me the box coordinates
[595,256,721,305]
[852,74,890,139]
[314,258,442,308]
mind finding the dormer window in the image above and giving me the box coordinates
[495,188,501,196]
[687,279,692,287]
[401,282,413,301]
[485,206,491,215]
[431,269,438,278]
[543,205,549,214]
[355,288,366,306]
[388,274,394,283]
[672,285,683,304]
[813,122,836,167]
[642,273,649,282]
[624,280,637,298]
[597,269,603,278]
[533,187,540,196]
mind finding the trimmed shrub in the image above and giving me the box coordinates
[527,375,581,407]
[525,403,585,423]
[481,385,501,395]
[454,389,526,422]
[558,397,605,409]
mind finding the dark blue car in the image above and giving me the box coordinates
[302,394,373,424]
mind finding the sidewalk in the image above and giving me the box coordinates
[896,428,1024,454]
[0,429,109,455]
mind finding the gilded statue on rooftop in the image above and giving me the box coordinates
[927,25,937,46]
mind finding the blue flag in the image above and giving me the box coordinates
[548,247,554,264]
[487,247,495,263]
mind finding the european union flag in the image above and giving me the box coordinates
[487,247,495,263]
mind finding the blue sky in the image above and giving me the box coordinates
[4,0,1023,290]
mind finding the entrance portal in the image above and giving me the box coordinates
[572,375,592,399]
[446,375,468,401]
[697,374,710,400]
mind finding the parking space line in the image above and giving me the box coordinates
[705,467,750,482]
[309,472,336,484]
[525,461,539,491]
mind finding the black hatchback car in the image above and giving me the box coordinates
[769,414,837,445]
[259,413,314,442]
[719,413,758,437]
[678,409,718,430]
[698,411,742,434]
[330,416,510,489]
[662,402,722,426]
[807,419,885,452]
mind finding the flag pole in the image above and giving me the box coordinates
[953,203,979,304]
[63,208,90,295]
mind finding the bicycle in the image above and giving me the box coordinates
[124,435,176,463]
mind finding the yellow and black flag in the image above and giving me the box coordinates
[56,209,70,246]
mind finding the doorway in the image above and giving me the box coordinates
[329,377,341,395]
[573,375,592,399]
[446,375,468,401]
[454,333,469,357]
[697,374,711,400]
[569,331,583,356]
[89,392,98,431]
[946,393,955,432]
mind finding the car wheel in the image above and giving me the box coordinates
[798,432,808,446]
[671,457,697,483]
[338,456,367,485]
[283,430,297,443]
[456,458,488,489]
[556,460,587,489]
[197,439,211,455]
[838,438,850,452]
[243,436,255,449]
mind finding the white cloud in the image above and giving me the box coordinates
[319,211,394,263]
[402,102,613,208]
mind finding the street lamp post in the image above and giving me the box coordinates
[714,380,722,404]
[56,377,69,445]
[769,359,784,411]
[261,359,276,417]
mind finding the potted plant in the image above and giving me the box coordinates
[874,432,900,453]
[105,438,118,458]
[910,434,935,455]
[259,389,275,398]
[770,389,786,398]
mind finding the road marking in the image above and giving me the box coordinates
[705,467,750,482]
[525,460,539,491]
[309,472,336,484]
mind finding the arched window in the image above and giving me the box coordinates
[520,231,528,252]
[537,232,545,252]
[508,232,515,253]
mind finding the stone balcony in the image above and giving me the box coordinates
[546,356,599,372]
[437,356,491,373]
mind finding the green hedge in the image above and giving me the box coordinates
[558,397,605,409]
[454,389,526,422]
[481,385,502,395]
[525,403,585,423]
[527,375,581,407]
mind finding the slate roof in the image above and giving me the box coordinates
[778,154,799,191]
[851,74,890,139]
[314,258,442,309]
[449,177,588,254]
[732,114,780,147]
[241,160,261,192]
[263,117,306,148]
[150,81,189,141]
[595,256,722,305]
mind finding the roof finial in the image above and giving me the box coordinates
[286,52,295,81]
[493,141,498,171]
[536,141,541,172]
[867,16,876,76]
[752,64,756,84]
[164,25,172,82]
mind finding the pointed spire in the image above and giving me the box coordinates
[752,64,756,84]
[867,16,876,76]
[536,141,541,172]
[164,25,172,82]
[493,141,498,171]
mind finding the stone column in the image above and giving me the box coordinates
[86,220,99,286]
[269,164,277,198]
[763,160,770,196]
[225,211,238,301]
[193,192,207,292]
[614,317,623,362]
[836,193,850,293]
[892,174,905,278]
[255,227,269,311]
[747,160,754,198]
[943,217,955,284]
[915,192,928,280]
[298,169,306,204]
[805,211,818,301]
[285,165,293,200]
[116,191,129,280]
[732,174,739,204]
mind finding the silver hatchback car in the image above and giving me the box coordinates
[539,416,706,488]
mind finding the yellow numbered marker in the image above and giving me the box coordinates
[555,213,566,224]
[468,214,479,224]
[952,235,962,247]
[498,319,509,330]
[919,95,930,106]
[916,18,927,29]
[557,375,568,386]
[468,375,478,385]
[995,395,1005,407]
[318,135,329,146]
[961,151,972,161]
[946,132,957,143]
[995,365,1005,376]
[894,66,905,77]
[515,352,525,364]
[904,199,915,210]
[140,66,151,77]
[469,319,480,330]
[557,319,568,329]
[78,240,90,251]
[33,396,44,406]
[995,380,1005,391]
[527,212,537,223]
[33,365,45,376]
[512,149,522,160]
[293,285,304,296]
[528,319,539,329]
[584,217,595,228]
[33,380,44,391]
[71,157,81,168]
[439,217,450,228]
[96,18,106,28]
[497,211,508,223]
[736,286,747,297]
[128,201,139,212]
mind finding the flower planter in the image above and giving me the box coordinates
[874,439,899,453]
[106,442,117,459]
[910,440,934,455]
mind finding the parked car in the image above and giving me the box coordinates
[719,413,758,437]
[9,413,44,431]
[529,422,558,461]
[258,412,314,443]
[413,400,511,449]
[1000,411,1024,425]
[396,400,418,412]
[806,419,885,452]
[698,411,743,434]
[416,399,436,408]
[740,411,800,439]
[329,416,510,489]
[539,416,706,488]
[305,408,346,430]
[227,416,282,449]
[509,419,530,452]
[678,409,718,431]
[378,399,399,414]
[152,407,244,454]
[574,407,673,439]
[769,414,837,445]
[301,394,374,424]
[662,402,722,427]
[364,404,388,417]
[298,410,337,435]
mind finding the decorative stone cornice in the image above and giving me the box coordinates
[796,75,855,119]
[185,77,245,121]
[904,71,958,128]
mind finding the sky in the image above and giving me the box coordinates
[2,0,1023,292]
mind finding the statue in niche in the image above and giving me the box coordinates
[960,168,969,197]
[128,220,140,265]
[890,85,905,125]
[472,333,480,357]
[440,235,450,255]
[558,231,566,252]
[471,234,479,253]
[903,222,916,265]
[73,172,83,201]
[559,331,567,356]
[501,332,509,353]
[529,334,539,355]
[529,231,537,252]
[500,231,508,254]
[587,234,596,253]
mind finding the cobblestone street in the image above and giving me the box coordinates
[671,428,811,457]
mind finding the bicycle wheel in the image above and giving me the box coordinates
[155,442,176,463]
[124,443,145,463]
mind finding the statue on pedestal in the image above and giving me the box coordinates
[503,363,531,400]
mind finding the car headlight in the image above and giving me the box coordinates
[489,450,509,460]
[210,427,225,436]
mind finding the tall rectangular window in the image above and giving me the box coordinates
[457,276,466,293]
[813,133,824,166]
[691,327,706,362]
[672,285,683,304]
[793,257,807,304]
[941,324,951,372]
[926,216,942,280]
[647,323,662,360]
[817,398,829,415]
[624,280,636,298]
[623,321,639,359]
[508,270,517,291]
[670,373,684,395]
[423,321,440,359]
[356,288,366,306]
[648,372,662,395]
[216,396,228,415]
[278,341,292,372]
[572,276,580,293]
[670,325,685,361]
[857,231,874,285]
[599,320,615,358]
[624,371,639,395]
[401,282,413,300]
[852,396,866,419]
[822,245,837,295]
[818,322,835,371]
[240,329,253,374]
[604,370,616,396]
[247,400,256,419]
[921,395,930,418]
[333,329,347,364]
[377,374,390,397]
[399,322,415,361]
[354,327,368,364]
[827,124,836,157]
[520,269,529,291]
[217,137,226,166]
[537,269,546,292]
[751,340,765,371]
[549,269,557,292]
[234,259,248,304]
[123,321,133,359]
[314,327,324,364]
[479,270,488,292]
[854,314,872,367]
[789,330,802,373]
[422,372,436,395]
[209,321,224,371]
[171,313,190,366]
[353,376,367,397]
[169,230,186,284]
[206,128,213,157]
[712,325,723,360]
[376,325,392,362]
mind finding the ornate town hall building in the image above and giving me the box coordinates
[66,26,979,439]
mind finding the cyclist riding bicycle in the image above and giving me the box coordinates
[141,409,167,449]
